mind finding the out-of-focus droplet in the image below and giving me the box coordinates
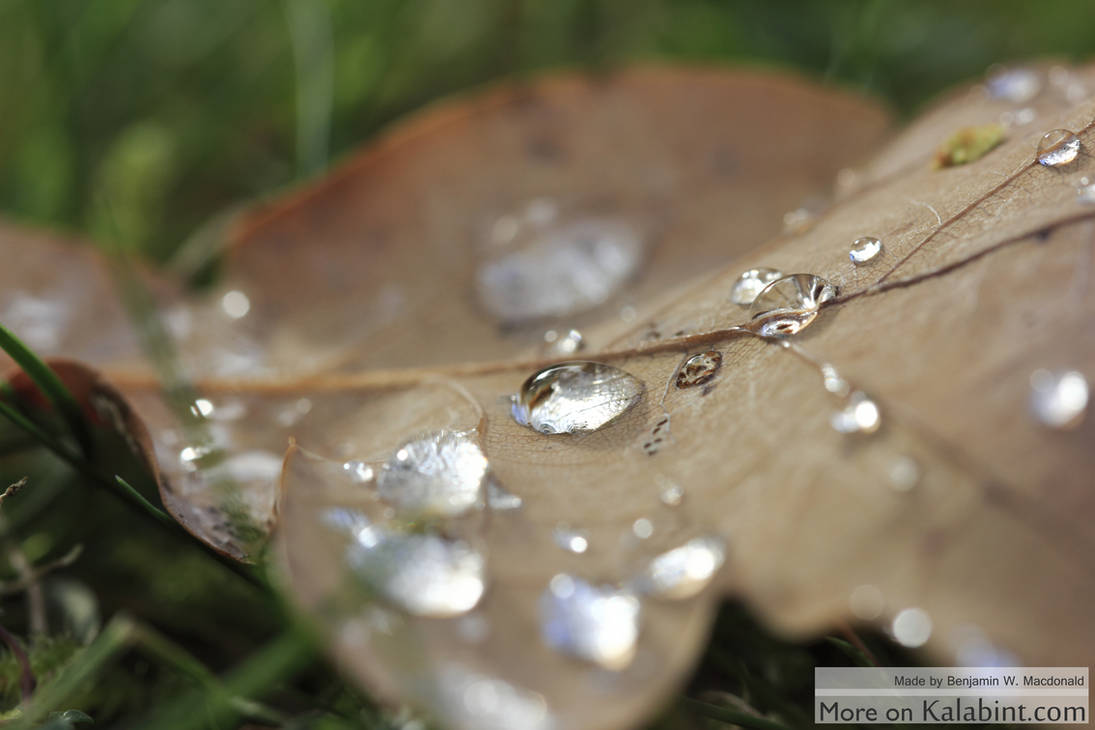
[820,363,850,397]
[326,509,485,617]
[543,328,585,357]
[631,518,654,540]
[179,443,214,469]
[377,430,488,518]
[658,478,685,507]
[342,460,375,484]
[849,584,884,620]
[632,536,725,600]
[849,236,883,265]
[1029,369,1089,429]
[511,361,643,434]
[889,456,921,492]
[486,481,523,511]
[553,525,589,554]
[748,274,836,338]
[477,217,644,324]
[986,66,1042,103]
[831,391,881,435]
[190,398,215,418]
[1077,177,1095,204]
[1036,129,1081,167]
[730,267,784,306]
[220,290,251,319]
[675,351,722,389]
[783,205,820,235]
[834,168,861,199]
[435,664,555,730]
[1049,65,1088,104]
[999,106,1036,129]
[892,607,933,648]
[540,574,640,670]
[276,397,313,427]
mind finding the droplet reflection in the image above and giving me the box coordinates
[540,574,640,670]
[511,361,644,434]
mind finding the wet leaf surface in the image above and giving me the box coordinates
[4,63,1095,729]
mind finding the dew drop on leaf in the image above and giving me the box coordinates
[553,525,589,554]
[849,236,883,264]
[376,430,488,518]
[632,535,725,600]
[511,361,644,434]
[540,574,641,670]
[747,274,836,338]
[830,391,881,435]
[675,350,722,389]
[1036,128,1081,167]
[542,328,585,357]
[730,267,784,306]
[1029,369,1088,429]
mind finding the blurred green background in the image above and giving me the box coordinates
[1,0,1093,263]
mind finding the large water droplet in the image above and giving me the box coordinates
[377,430,488,518]
[747,274,836,338]
[830,391,881,435]
[540,574,640,670]
[849,236,883,265]
[675,351,722,389]
[632,536,725,600]
[327,509,485,617]
[477,218,644,323]
[730,267,784,306]
[1029,369,1088,429]
[511,361,644,434]
[986,67,1042,103]
[1036,129,1081,167]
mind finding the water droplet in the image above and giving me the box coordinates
[748,274,836,338]
[377,431,488,518]
[553,525,589,554]
[675,351,722,389]
[477,218,644,323]
[276,397,313,427]
[730,267,784,306]
[486,481,523,511]
[179,444,214,469]
[435,664,554,730]
[511,361,643,434]
[632,536,725,600]
[220,290,251,319]
[834,168,861,199]
[1036,129,1081,167]
[830,391,881,435]
[892,607,933,648]
[849,584,884,620]
[986,66,1041,103]
[1077,177,1095,204]
[542,328,584,357]
[631,518,654,540]
[782,206,817,235]
[540,574,640,670]
[1048,65,1088,104]
[658,479,685,507]
[820,364,850,397]
[327,509,485,617]
[618,305,638,323]
[889,456,921,492]
[1029,369,1088,429]
[849,236,883,265]
[999,106,1036,129]
[190,398,215,418]
[342,460,375,484]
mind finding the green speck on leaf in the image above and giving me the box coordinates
[933,123,1007,168]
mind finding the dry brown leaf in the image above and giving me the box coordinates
[3,62,1095,730]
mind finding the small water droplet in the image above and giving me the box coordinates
[190,398,215,418]
[486,481,523,511]
[675,351,722,389]
[892,607,932,648]
[276,397,313,427]
[1077,177,1095,204]
[179,444,214,469]
[511,361,644,434]
[553,525,589,554]
[220,290,251,319]
[376,431,488,518]
[783,206,818,235]
[889,456,921,492]
[986,66,1042,103]
[1048,65,1088,104]
[999,106,1036,129]
[730,267,784,306]
[830,391,881,435]
[619,304,638,323]
[540,574,640,670]
[631,518,654,540]
[748,274,836,338]
[632,535,725,600]
[849,236,883,265]
[658,479,685,507]
[543,328,585,357]
[1036,129,1081,167]
[342,460,375,484]
[849,584,884,620]
[834,168,861,198]
[327,509,485,617]
[1029,369,1088,429]
[820,363,850,397]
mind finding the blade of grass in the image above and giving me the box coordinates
[0,324,92,456]
[682,698,793,730]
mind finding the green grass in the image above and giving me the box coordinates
[1,1,1085,727]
